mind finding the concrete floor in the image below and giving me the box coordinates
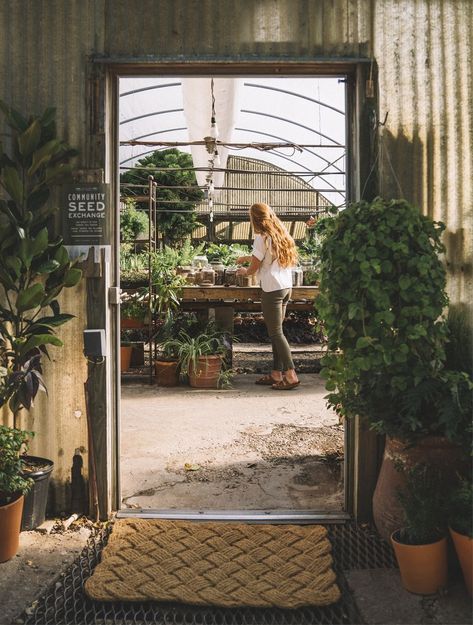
[120,373,345,512]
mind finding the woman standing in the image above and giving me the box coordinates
[236,202,300,390]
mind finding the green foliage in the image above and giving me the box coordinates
[397,463,448,545]
[160,324,230,376]
[120,149,204,246]
[120,201,148,242]
[0,424,33,503]
[449,476,473,538]
[120,244,148,284]
[120,290,147,320]
[316,197,451,441]
[205,243,250,266]
[0,102,81,422]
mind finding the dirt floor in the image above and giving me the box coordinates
[120,372,344,512]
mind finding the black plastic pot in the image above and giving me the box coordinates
[20,455,54,531]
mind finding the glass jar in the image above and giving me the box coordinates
[224,266,237,286]
[200,265,216,286]
[292,266,303,287]
[192,255,208,269]
[211,262,225,285]
[186,269,196,285]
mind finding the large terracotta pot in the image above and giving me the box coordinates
[0,494,24,562]
[121,316,145,329]
[373,436,468,541]
[155,359,180,387]
[391,531,447,594]
[120,345,133,372]
[189,355,222,388]
[450,527,473,596]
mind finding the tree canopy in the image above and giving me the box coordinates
[120,149,204,246]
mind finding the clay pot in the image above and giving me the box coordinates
[188,355,222,388]
[155,359,180,387]
[450,527,473,596]
[391,531,448,594]
[121,316,145,329]
[0,494,24,562]
[120,345,133,372]
[373,436,469,541]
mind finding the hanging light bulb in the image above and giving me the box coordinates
[209,179,215,195]
[214,149,221,168]
[209,77,219,140]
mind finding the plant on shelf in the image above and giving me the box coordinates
[391,463,449,595]
[448,476,473,596]
[120,290,148,328]
[0,422,33,561]
[0,101,81,530]
[205,243,250,266]
[315,197,472,539]
[120,244,148,285]
[120,199,149,243]
[161,324,230,389]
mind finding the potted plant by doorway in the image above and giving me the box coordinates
[448,476,473,596]
[391,463,448,595]
[0,423,33,561]
[315,198,472,539]
[0,101,81,529]
[162,325,229,389]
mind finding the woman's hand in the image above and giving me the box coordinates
[236,255,251,264]
[236,267,247,276]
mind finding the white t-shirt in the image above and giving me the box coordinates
[252,234,293,292]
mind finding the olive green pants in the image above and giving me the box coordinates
[261,288,295,371]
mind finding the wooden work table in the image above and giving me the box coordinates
[180,285,319,310]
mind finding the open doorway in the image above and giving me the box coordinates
[116,74,350,520]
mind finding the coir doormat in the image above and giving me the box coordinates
[84,519,341,608]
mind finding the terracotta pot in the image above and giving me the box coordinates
[189,355,222,388]
[120,345,133,372]
[0,494,24,562]
[391,531,447,594]
[450,527,473,596]
[373,436,469,541]
[121,316,145,329]
[155,359,180,387]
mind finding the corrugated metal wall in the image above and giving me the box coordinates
[0,0,471,512]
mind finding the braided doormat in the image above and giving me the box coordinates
[84,519,340,608]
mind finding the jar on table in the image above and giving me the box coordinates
[192,255,208,269]
[210,262,225,285]
[292,266,303,287]
[236,273,252,287]
[199,265,216,286]
[224,266,237,286]
[186,269,196,285]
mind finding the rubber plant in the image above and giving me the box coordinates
[315,197,472,445]
[0,101,82,428]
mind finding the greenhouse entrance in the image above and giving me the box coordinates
[117,72,350,520]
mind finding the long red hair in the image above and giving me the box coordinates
[250,203,298,268]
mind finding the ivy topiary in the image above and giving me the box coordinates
[316,197,452,442]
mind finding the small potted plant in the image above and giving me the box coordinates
[449,476,473,596]
[162,325,230,389]
[120,290,148,328]
[154,313,180,386]
[0,424,33,561]
[391,463,448,595]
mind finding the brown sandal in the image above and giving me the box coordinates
[271,377,301,390]
[255,374,282,385]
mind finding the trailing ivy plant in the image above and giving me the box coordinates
[0,424,34,504]
[0,102,82,426]
[316,197,453,442]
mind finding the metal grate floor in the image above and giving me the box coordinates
[23,523,396,625]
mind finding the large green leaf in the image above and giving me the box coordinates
[4,256,21,280]
[2,166,23,206]
[30,227,49,257]
[35,259,60,274]
[20,333,63,356]
[27,139,60,176]
[0,100,28,132]
[63,267,82,287]
[29,313,74,329]
[18,119,41,157]
[16,283,45,312]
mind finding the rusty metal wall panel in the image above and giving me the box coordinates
[374,0,472,307]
